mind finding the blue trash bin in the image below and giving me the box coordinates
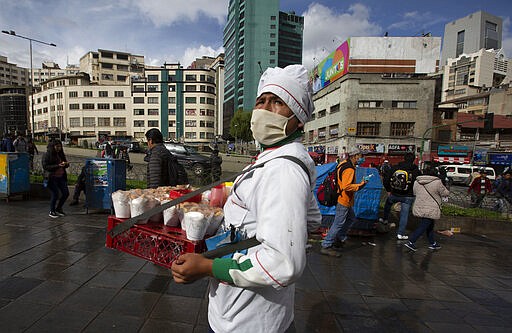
[0,152,30,200]
[85,158,126,212]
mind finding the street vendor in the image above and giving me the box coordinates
[171,64,321,333]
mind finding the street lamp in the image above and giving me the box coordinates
[2,30,56,140]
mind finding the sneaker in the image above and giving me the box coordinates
[404,241,417,251]
[69,200,79,206]
[428,243,442,250]
[55,210,66,217]
[397,234,409,240]
[49,211,59,218]
[378,218,388,224]
[320,247,342,257]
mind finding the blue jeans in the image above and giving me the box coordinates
[322,204,356,248]
[408,217,435,245]
[383,194,414,235]
[47,176,69,212]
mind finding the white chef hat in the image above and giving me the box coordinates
[256,65,315,124]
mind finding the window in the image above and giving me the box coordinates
[99,91,108,97]
[185,132,197,139]
[185,109,197,115]
[169,109,176,115]
[114,91,124,97]
[358,101,383,108]
[84,91,93,97]
[69,103,79,110]
[148,85,158,92]
[69,91,78,98]
[148,109,159,116]
[147,74,159,82]
[456,30,465,57]
[185,120,197,127]
[133,97,144,104]
[357,122,380,136]
[82,103,95,110]
[83,117,95,126]
[134,109,144,115]
[148,120,159,127]
[69,78,77,85]
[485,21,498,50]
[101,63,113,69]
[113,117,126,127]
[185,74,197,81]
[113,103,125,109]
[133,85,144,92]
[207,98,214,105]
[270,24,276,29]
[185,85,196,91]
[169,85,176,92]
[390,122,415,137]
[330,104,340,113]
[147,97,158,104]
[168,97,176,104]
[98,117,110,126]
[97,103,110,109]
[318,109,326,118]
[185,97,197,103]
[70,118,80,127]
[392,101,417,109]
[134,120,145,127]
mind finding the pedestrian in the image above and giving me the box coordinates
[496,172,512,212]
[104,139,113,159]
[1,132,14,152]
[320,147,368,257]
[26,137,39,171]
[13,132,27,153]
[42,139,70,218]
[380,159,391,177]
[144,128,179,188]
[69,165,86,206]
[210,148,222,182]
[404,165,449,251]
[467,168,492,208]
[118,145,133,171]
[171,64,321,333]
[380,152,421,240]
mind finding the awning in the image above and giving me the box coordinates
[434,156,470,164]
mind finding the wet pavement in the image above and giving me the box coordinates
[1,198,512,332]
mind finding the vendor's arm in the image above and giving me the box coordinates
[340,168,366,192]
[171,253,213,283]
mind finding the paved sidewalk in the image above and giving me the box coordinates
[0,198,511,332]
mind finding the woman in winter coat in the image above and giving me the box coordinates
[404,166,449,252]
[42,139,70,218]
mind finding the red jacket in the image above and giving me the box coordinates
[468,176,492,194]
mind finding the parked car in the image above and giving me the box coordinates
[164,142,211,176]
[441,164,496,185]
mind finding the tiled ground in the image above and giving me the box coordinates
[0,198,511,332]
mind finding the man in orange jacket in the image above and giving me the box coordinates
[321,147,368,257]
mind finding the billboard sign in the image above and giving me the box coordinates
[437,145,470,156]
[311,39,350,92]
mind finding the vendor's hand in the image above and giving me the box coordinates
[171,253,213,284]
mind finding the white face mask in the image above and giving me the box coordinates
[250,109,296,145]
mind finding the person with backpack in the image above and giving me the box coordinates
[144,128,182,188]
[320,147,368,257]
[404,165,449,252]
[13,132,27,153]
[171,65,321,332]
[380,152,421,240]
[210,148,222,182]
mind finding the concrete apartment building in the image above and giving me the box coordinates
[32,62,80,87]
[305,36,440,163]
[223,0,303,137]
[0,55,29,86]
[441,11,502,66]
[79,49,145,85]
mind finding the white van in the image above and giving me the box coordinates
[441,164,496,185]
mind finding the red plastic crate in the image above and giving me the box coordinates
[106,216,206,269]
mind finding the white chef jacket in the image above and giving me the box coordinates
[208,141,320,333]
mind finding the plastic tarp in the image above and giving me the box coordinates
[314,164,383,220]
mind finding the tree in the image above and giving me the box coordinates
[230,109,253,143]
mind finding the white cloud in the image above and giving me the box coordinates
[502,17,512,58]
[181,45,225,68]
[302,3,381,69]
[127,0,229,27]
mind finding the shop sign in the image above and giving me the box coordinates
[357,143,385,153]
[437,145,470,156]
[326,146,338,154]
[473,149,488,166]
[388,144,415,154]
[488,154,512,165]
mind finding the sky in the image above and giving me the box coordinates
[1,0,511,71]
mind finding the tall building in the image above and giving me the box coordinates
[441,11,502,65]
[0,86,27,135]
[223,0,303,137]
[0,55,29,86]
[32,62,80,87]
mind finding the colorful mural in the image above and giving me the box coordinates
[311,39,350,92]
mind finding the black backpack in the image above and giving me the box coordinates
[168,154,189,185]
[317,164,342,207]
[389,169,412,192]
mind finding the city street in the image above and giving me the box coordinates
[0,197,511,332]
